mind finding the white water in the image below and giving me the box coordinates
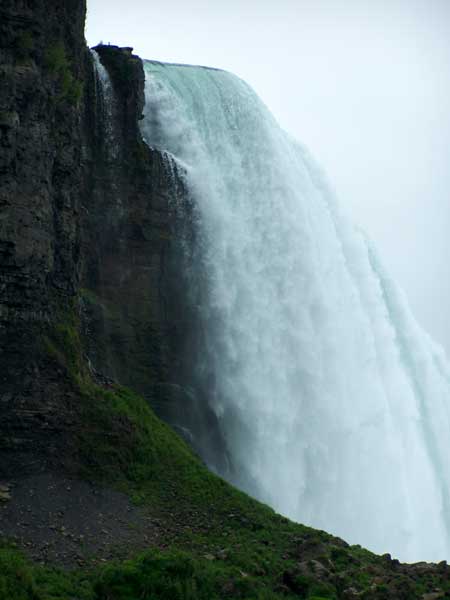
[140,60,450,562]
[91,49,119,161]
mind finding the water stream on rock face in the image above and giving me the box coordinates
[140,60,450,562]
[91,49,119,162]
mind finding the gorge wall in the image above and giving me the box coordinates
[0,0,191,478]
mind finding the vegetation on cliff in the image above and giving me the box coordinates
[44,42,83,105]
[2,313,449,599]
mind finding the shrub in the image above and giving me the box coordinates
[44,42,83,106]
[45,42,69,73]
[0,546,37,600]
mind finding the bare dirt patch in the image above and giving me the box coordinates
[0,473,166,567]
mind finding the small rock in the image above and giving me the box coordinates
[342,588,361,599]
[0,491,11,502]
[297,558,330,578]
[221,581,235,594]
[203,553,215,561]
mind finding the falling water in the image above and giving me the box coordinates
[91,49,119,162]
[140,60,450,562]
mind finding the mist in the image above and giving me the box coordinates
[86,0,450,352]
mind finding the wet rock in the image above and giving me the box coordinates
[342,588,361,599]
[297,558,331,579]
[0,483,11,502]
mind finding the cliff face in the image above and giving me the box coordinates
[80,45,184,400]
[0,0,90,476]
[0,1,184,478]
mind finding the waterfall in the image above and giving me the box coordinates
[140,60,450,562]
[91,49,119,162]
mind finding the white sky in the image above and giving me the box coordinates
[86,0,450,352]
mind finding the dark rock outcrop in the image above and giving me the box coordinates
[0,0,91,477]
[80,44,185,399]
[0,2,186,478]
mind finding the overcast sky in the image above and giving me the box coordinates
[86,0,450,352]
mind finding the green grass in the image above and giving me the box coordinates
[0,546,37,600]
[0,545,302,600]
[44,42,83,105]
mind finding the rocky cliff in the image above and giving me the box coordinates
[1,0,90,476]
[80,45,185,410]
[0,0,186,479]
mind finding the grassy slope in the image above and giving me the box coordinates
[1,318,450,599]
